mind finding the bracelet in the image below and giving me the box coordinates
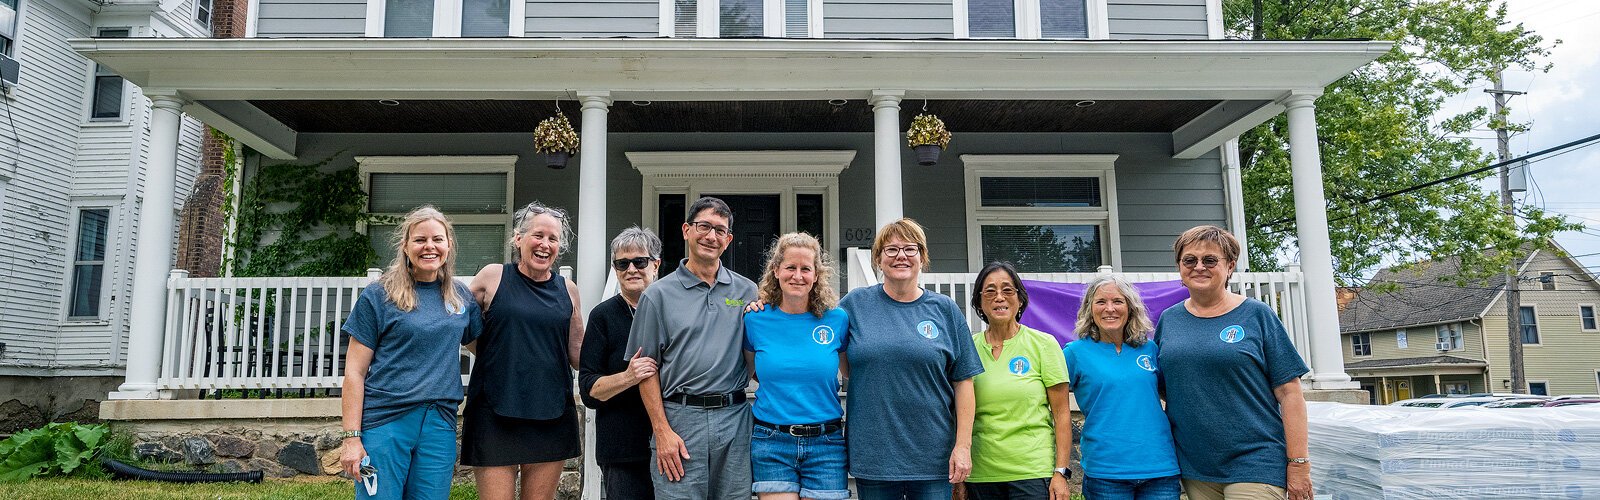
[1287,457,1310,464]
[340,430,363,439]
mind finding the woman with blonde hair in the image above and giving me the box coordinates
[1063,275,1180,499]
[339,205,483,499]
[743,232,851,500]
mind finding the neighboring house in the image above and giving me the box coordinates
[1340,242,1600,404]
[0,0,217,423]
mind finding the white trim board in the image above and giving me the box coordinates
[961,154,1121,272]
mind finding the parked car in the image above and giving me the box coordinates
[1392,396,1510,408]
[1541,398,1600,407]
[1480,399,1550,408]
[1550,394,1600,401]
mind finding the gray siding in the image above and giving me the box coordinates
[526,0,659,37]
[1107,0,1208,39]
[825,0,954,39]
[255,0,368,37]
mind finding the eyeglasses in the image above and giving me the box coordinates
[612,256,654,271]
[1180,256,1225,270]
[687,221,731,237]
[981,287,1018,298]
[882,245,921,258]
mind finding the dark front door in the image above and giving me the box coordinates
[707,194,781,281]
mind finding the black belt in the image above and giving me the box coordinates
[755,418,844,438]
[664,391,746,408]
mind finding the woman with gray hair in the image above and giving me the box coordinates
[1063,275,1181,499]
[579,226,664,500]
[464,201,585,500]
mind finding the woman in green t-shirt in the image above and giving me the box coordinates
[965,261,1074,500]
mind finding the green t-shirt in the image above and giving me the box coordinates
[968,325,1069,482]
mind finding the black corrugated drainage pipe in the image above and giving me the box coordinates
[102,457,265,484]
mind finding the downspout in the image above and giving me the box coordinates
[1471,318,1490,392]
[1222,139,1249,271]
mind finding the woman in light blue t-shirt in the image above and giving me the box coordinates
[1064,275,1180,500]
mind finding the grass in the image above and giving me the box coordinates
[0,477,480,499]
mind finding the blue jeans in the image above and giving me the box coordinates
[356,405,458,500]
[751,423,849,499]
[1081,474,1182,500]
[856,478,952,500]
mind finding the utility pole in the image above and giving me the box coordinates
[1488,71,1528,395]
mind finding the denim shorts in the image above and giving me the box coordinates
[750,422,850,499]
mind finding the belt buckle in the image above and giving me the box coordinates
[705,393,727,407]
[789,424,820,437]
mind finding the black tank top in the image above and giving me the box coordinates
[470,263,573,420]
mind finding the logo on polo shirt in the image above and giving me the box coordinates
[812,325,835,345]
[723,298,746,307]
[1136,354,1155,372]
[916,320,940,339]
[1220,325,1245,343]
[1008,356,1031,375]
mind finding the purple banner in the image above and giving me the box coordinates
[1017,280,1191,347]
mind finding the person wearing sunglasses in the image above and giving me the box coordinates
[743,232,850,500]
[965,261,1072,500]
[340,206,483,500]
[627,196,760,500]
[1153,225,1310,500]
[579,227,665,500]
[463,201,586,500]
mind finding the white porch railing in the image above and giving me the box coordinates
[843,248,1314,369]
[156,266,570,392]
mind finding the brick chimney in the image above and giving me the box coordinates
[174,0,251,277]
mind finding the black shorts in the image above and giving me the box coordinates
[460,397,582,467]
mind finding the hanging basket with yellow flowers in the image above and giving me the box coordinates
[533,114,580,169]
[906,113,952,166]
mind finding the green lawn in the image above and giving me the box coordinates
[0,477,479,499]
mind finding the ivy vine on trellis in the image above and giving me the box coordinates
[232,152,391,277]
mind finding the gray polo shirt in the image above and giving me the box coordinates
[626,259,758,398]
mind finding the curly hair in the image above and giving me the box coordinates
[757,232,838,317]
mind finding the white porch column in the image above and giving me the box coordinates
[870,90,905,228]
[1282,91,1358,390]
[576,92,611,319]
[111,91,188,400]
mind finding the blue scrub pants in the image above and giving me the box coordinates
[356,404,457,500]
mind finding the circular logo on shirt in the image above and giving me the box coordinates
[1008,356,1031,375]
[812,325,835,345]
[916,320,940,339]
[446,302,464,315]
[1219,325,1245,343]
[1135,354,1155,372]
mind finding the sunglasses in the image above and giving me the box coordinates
[359,455,378,496]
[1180,256,1224,270]
[612,257,654,271]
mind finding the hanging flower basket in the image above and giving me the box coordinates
[534,114,580,169]
[906,114,951,166]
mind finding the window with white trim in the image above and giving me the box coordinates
[1396,328,1408,349]
[0,0,18,56]
[370,0,523,37]
[359,156,516,273]
[89,28,130,120]
[1435,323,1461,351]
[663,0,818,37]
[1529,381,1548,396]
[1540,271,1556,291]
[196,0,214,26]
[1581,304,1596,331]
[957,0,1095,39]
[1351,332,1371,357]
[963,155,1119,273]
[1519,305,1540,344]
[67,208,112,320]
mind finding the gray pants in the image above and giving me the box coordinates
[651,400,754,500]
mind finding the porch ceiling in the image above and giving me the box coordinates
[246,99,1224,134]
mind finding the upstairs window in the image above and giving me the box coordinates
[0,0,17,56]
[1434,324,1461,351]
[359,156,516,273]
[664,0,817,37]
[964,155,1120,273]
[959,0,1091,39]
[1539,271,1556,291]
[90,28,130,120]
[1581,305,1596,331]
[196,0,214,26]
[372,0,521,37]
[1351,332,1371,357]
[1395,328,1407,349]
[1519,306,1540,344]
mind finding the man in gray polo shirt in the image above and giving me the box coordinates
[627,196,758,500]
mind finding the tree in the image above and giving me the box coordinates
[1226,0,1582,282]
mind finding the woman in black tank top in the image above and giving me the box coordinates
[464,202,585,500]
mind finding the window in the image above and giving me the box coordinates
[1396,328,1408,349]
[196,0,214,25]
[1443,382,1469,395]
[68,208,112,320]
[957,0,1097,39]
[359,156,516,274]
[1581,305,1596,331]
[369,0,522,37]
[0,0,17,56]
[89,28,130,120]
[1435,323,1461,351]
[663,0,818,37]
[1529,381,1548,396]
[964,155,1120,272]
[1539,271,1556,291]
[1351,332,1371,356]
[1519,306,1540,344]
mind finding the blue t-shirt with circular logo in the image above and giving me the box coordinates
[744,306,850,424]
[1063,337,1180,480]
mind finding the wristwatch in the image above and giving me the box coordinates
[339,430,363,439]
[1287,457,1310,465]
[1054,467,1073,479]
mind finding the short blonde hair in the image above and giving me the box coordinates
[1172,225,1241,264]
[870,218,930,272]
[757,232,838,317]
